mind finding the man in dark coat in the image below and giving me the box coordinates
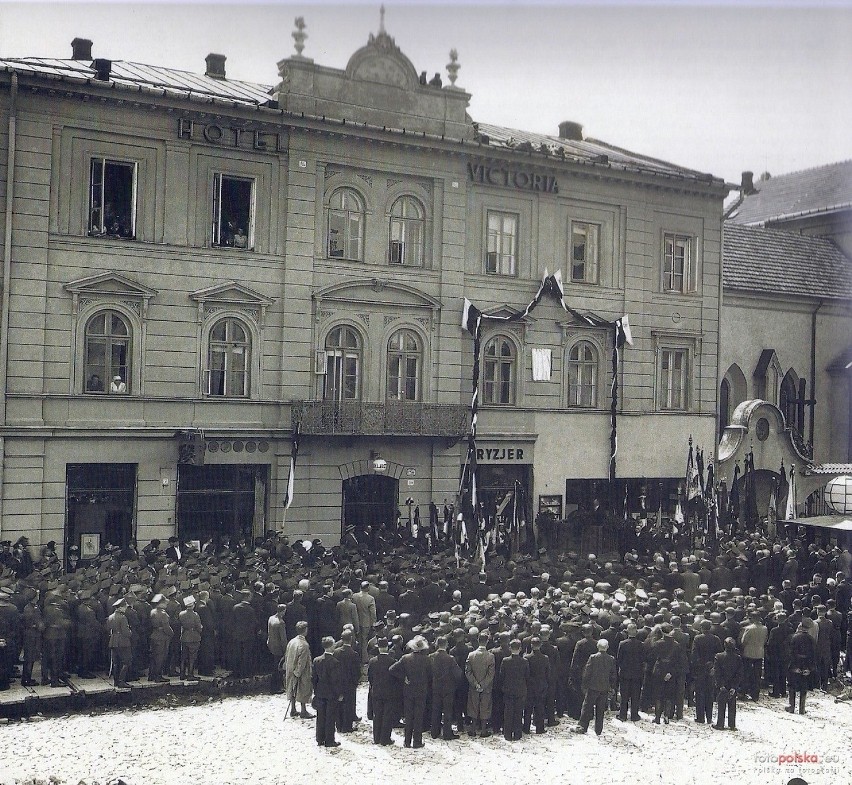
[500,638,530,741]
[368,638,400,745]
[690,619,722,724]
[523,636,550,734]
[389,634,432,748]
[429,635,462,739]
[616,623,646,722]
[766,610,793,698]
[711,637,743,731]
[786,622,817,715]
[230,590,259,678]
[312,636,343,747]
[334,629,361,733]
[573,638,616,735]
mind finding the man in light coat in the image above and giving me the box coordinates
[465,631,496,737]
[267,604,288,694]
[284,620,314,719]
[352,581,377,664]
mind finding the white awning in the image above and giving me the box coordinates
[783,515,852,532]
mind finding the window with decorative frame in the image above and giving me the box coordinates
[328,188,365,261]
[206,317,250,397]
[89,158,137,239]
[388,196,425,267]
[658,346,690,410]
[485,211,518,276]
[386,329,421,401]
[482,335,516,405]
[212,174,255,249]
[662,233,696,293]
[324,325,361,401]
[567,340,598,407]
[570,222,600,284]
[84,310,131,394]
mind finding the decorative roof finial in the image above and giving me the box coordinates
[293,16,308,59]
[447,48,460,86]
[379,4,386,34]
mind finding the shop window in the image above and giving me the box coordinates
[486,211,518,276]
[567,340,598,407]
[663,233,696,293]
[207,317,250,397]
[388,196,425,266]
[387,329,421,401]
[483,335,516,405]
[570,222,599,283]
[324,326,361,401]
[212,174,254,249]
[658,347,689,410]
[84,310,130,394]
[328,188,364,260]
[89,158,136,238]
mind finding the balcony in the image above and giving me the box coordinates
[292,400,469,438]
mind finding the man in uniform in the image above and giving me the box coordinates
[107,597,132,688]
[178,595,203,681]
[148,593,173,683]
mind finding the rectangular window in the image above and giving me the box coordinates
[486,211,518,276]
[212,174,254,249]
[570,222,599,283]
[89,158,136,238]
[659,348,688,410]
[663,233,695,293]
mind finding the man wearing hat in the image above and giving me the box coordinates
[573,638,616,735]
[0,586,19,690]
[711,638,743,730]
[430,635,462,740]
[739,611,768,700]
[107,598,132,688]
[615,623,646,722]
[389,635,431,748]
[766,609,792,698]
[368,637,399,745]
[178,595,203,681]
[690,619,722,724]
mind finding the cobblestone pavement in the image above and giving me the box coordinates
[0,686,849,785]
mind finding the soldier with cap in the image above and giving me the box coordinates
[178,594,203,681]
[148,593,173,682]
[107,597,132,688]
[19,590,43,687]
[0,585,19,690]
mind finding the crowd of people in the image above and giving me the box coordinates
[0,525,850,751]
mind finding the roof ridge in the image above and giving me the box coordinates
[757,159,852,181]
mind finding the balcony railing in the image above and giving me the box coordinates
[292,400,469,438]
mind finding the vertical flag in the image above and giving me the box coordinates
[776,460,789,519]
[686,436,700,501]
[283,423,300,509]
[609,315,633,492]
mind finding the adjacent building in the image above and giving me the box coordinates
[0,22,733,556]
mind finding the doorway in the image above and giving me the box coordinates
[342,474,399,535]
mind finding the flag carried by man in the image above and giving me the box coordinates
[686,437,701,501]
[283,423,301,510]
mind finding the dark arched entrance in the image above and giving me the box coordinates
[342,474,399,534]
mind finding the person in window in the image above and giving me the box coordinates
[110,375,127,394]
[87,374,104,392]
[233,227,248,249]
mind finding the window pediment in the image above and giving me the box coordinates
[190,281,274,325]
[314,279,440,313]
[64,271,158,317]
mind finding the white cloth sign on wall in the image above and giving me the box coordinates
[532,348,552,381]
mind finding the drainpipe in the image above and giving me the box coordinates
[809,299,823,455]
[0,72,18,538]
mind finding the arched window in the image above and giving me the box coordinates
[719,377,731,439]
[84,310,130,394]
[325,326,361,401]
[388,196,424,266]
[327,188,364,260]
[567,341,597,407]
[387,329,421,401]
[207,318,250,397]
[780,370,802,436]
[483,336,516,405]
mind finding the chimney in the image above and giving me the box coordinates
[558,121,583,141]
[205,53,227,79]
[741,171,756,195]
[71,38,93,60]
[92,58,112,81]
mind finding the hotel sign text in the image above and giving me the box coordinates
[468,162,559,194]
[178,118,284,153]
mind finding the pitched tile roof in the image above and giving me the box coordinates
[726,161,852,225]
[0,57,721,186]
[723,223,852,301]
